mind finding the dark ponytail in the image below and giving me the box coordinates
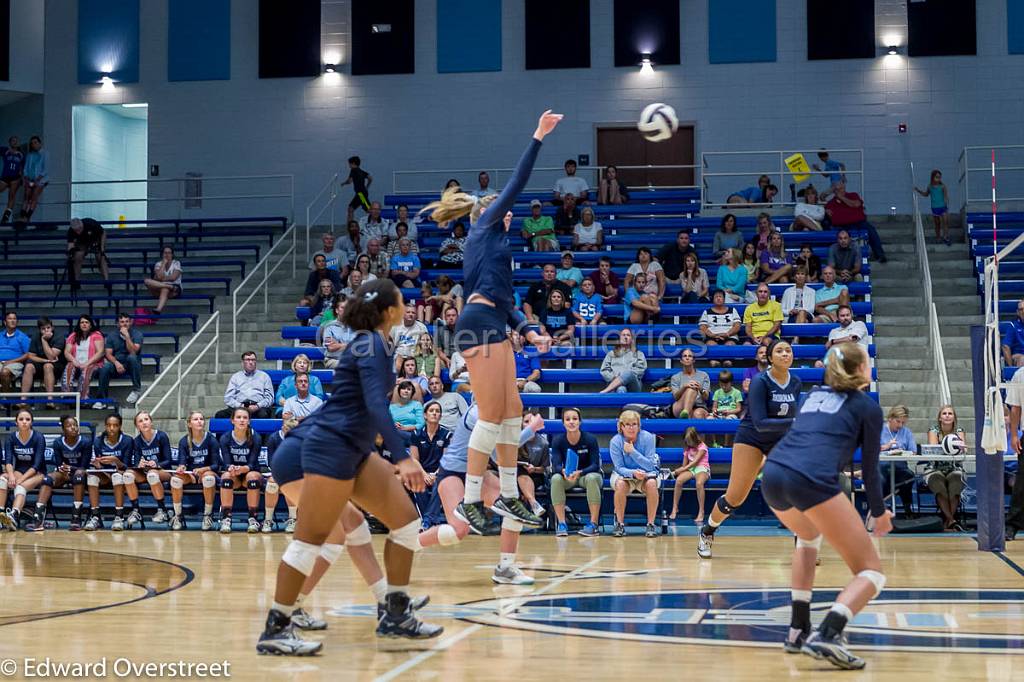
[343,279,402,332]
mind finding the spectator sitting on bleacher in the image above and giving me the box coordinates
[572,278,603,326]
[588,256,621,305]
[814,305,868,368]
[301,255,342,307]
[557,251,584,295]
[0,311,30,394]
[417,282,437,325]
[669,349,710,419]
[827,230,862,283]
[1002,299,1024,367]
[307,279,337,326]
[743,283,783,346]
[61,315,104,403]
[414,333,443,379]
[439,221,467,265]
[410,401,450,523]
[524,264,573,322]
[624,272,661,323]
[274,353,325,416]
[389,205,419,242]
[554,193,581,236]
[95,311,144,408]
[517,411,550,518]
[144,246,183,315]
[539,289,575,346]
[880,404,918,518]
[752,213,777,256]
[433,306,458,364]
[390,380,425,439]
[741,344,769,393]
[716,248,748,304]
[392,357,428,402]
[554,158,589,204]
[353,253,378,283]
[656,230,696,284]
[794,243,822,282]
[430,276,464,316]
[573,207,603,251]
[391,303,428,367]
[793,185,827,231]
[336,221,363,266]
[312,231,350,274]
[319,297,354,368]
[281,373,323,422]
[699,289,742,368]
[389,238,421,289]
[780,267,815,324]
[443,178,461,193]
[610,409,661,538]
[549,408,602,536]
[387,223,420,259]
[669,427,711,523]
[358,201,389,242]
[740,242,760,285]
[825,179,887,263]
[713,214,744,264]
[67,217,110,288]
[680,253,710,303]
[599,328,646,393]
[341,269,364,297]
[216,351,274,419]
[760,232,793,284]
[813,265,850,322]
[364,238,390,280]
[599,164,628,205]
[925,405,967,532]
[21,317,64,407]
[472,171,497,198]
[522,200,559,252]
[427,375,468,431]
[510,331,541,393]
[626,247,666,301]
[712,370,743,422]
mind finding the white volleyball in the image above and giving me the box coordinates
[637,103,679,142]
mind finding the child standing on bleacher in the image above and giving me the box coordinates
[915,169,950,246]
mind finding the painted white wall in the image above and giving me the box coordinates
[71,105,147,222]
[37,0,1024,221]
[2,0,45,94]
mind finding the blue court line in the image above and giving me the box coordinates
[995,551,1024,578]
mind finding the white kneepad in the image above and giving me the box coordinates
[121,471,136,485]
[498,417,522,446]
[319,543,345,564]
[110,472,124,486]
[13,485,26,498]
[501,517,523,533]
[281,540,320,576]
[0,477,7,490]
[437,524,462,546]
[344,519,372,547]
[146,470,162,486]
[169,476,184,490]
[796,534,823,551]
[858,569,886,597]
[388,519,421,552]
[265,480,279,495]
[202,474,217,489]
[467,420,501,454]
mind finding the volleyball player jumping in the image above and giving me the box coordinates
[698,339,801,558]
[762,344,892,670]
[421,110,561,534]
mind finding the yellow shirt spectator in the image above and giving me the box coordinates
[743,299,783,339]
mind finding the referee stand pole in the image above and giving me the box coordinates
[971,325,1005,551]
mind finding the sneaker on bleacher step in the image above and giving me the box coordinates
[126,390,140,405]
[284,517,296,534]
[91,401,105,410]
[555,522,568,537]
[111,516,124,532]
[219,517,232,534]
[152,509,169,524]
[578,522,599,537]
[290,608,327,631]
[169,515,183,531]
[201,514,214,531]
[247,517,260,534]
[261,519,274,534]
[84,515,101,531]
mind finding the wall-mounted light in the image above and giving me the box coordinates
[639,53,654,75]
[99,72,114,88]
[324,63,337,74]
[886,45,900,56]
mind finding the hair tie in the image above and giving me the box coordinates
[363,290,378,302]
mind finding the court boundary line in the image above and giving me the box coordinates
[994,551,1024,577]
[372,555,607,682]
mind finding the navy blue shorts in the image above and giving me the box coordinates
[270,436,305,487]
[434,466,466,486]
[761,461,838,512]
[734,423,783,453]
[300,425,371,481]
[455,302,509,352]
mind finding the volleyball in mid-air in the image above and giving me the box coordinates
[940,433,965,455]
[637,103,679,142]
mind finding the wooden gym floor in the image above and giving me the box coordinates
[1,529,1022,681]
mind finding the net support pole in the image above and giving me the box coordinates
[972,324,1005,551]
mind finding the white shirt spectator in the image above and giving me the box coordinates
[390,320,428,358]
[156,259,183,290]
[1006,367,1024,409]
[387,221,419,242]
[283,393,324,419]
[699,307,741,336]
[780,284,816,317]
[359,215,390,242]
[223,369,275,409]
[555,176,589,199]
[574,221,603,246]
[794,202,825,222]
[827,320,869,347]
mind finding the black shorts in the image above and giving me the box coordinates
[455,302,509,352]
[435,466,465,486]
[349,192,370,211]
[300,425,371,481]
[0,176,20,185]
[761,461,838,512]
[734,423,783,453]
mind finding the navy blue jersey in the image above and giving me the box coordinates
[550,431,602,475]
[768,387,885,517]
[218,431,261,469]
[93,434,135,468]
[1,148,24,178]
[540,307,572,335]
[300,331,410,461]
[3,430,46,472]
[51,436,93,470]
[461,138,540,329]
[410,425,451,472]
[265,430,286,465]
[740,370,803,435]
[133,431,172,469]
[176,433,221,471]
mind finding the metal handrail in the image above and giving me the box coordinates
[134,311,220,420]
[305,172,340,264]
[232,222,298,351]
[959,145,1024,211]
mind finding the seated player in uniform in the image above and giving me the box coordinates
[171,411,222,531]
[218,407,263,534]
[0,409,46,531]
[86,413,134,531]
[127,411,174,527]
[29,415,92,531]
[264,418,300,533]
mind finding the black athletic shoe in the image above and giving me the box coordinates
[25,511,45,532]
[256,609,322,656]
[453,501,488,535]
[69,510,83,531]
[377,594,430,620]
[376,592,443,640]
[802,631,865,670]
[490,496,542,527]
[784,628,809,654]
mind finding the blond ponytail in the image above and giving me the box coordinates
[823,343,869,392]
[420,187,497,227]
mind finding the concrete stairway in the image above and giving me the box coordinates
[871,220,979,441]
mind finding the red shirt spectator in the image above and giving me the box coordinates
[826,190,867,226]
[588,257,621,304]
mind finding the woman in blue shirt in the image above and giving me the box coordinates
[390,381,426,440]
[716,248,749,303]
[712,213,745,263]
[275,354,326,416]
[609,409,661,538]
[879,404,917,517]
[0,409,46,530]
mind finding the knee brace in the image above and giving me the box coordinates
[387,518,422,552]
[42,476,54,488]
[467,419,501,455]
[122,471,136,485]
[796,535,823,551]
[0,477,6,490]
[857,569,886,597]
[246,478,261,490]
[146,470,162,486]
[501,517,523,533]
[221,478,235,489]
[497,417,522,446]
[110,472,124,486]
[716,496,736,516]
[437,524,462,546]
[169,476,184,490]
[319,543,344,564]
[13,485,26,498]
[72,472,85,486]
[281,539,320,576]
[202,474,217,489]
[344,519,372,547]
[265,480,279,495]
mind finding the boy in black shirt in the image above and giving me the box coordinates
[342,155,373,220]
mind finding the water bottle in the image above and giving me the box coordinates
[661,509,669,535]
